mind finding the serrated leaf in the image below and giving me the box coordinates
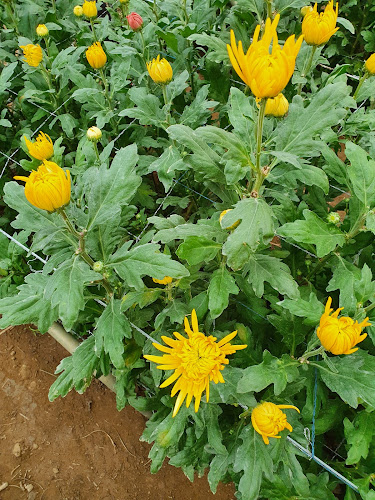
[118,87,165,127]
[48,357,74,401]
[221,198,275,270]
[109,243,189,290]
[233,426,273,500]
[278,293,324,325]
[245,254,299,299]
[209,365,257,407]
[87,144,141,230]
[346,142,375,208]
[314,351,375,408]
[94,298,131,369]
[188,33,229,64]
[278,209,346,258]
[148,146,185,191]
[0,273,59,333]
[326,256,361,313]
[237,351,299,395]
[44,257,101,331]
[153,220,224,244]
[208,266,239,318]
[344,412,375,465]
[177,236,221,265]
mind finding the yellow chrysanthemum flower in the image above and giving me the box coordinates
[20,44,43,68]
[317,297,370,355]
[74,5,84,16]
[256,93,289,117]
[227,14,303,99]
[86,42,107,69]
[251,402,300,444]
[36,24,49,37]
[302,1,339,46]
[365,54,375,75]
[24,132,54,161]
[146,55,173,85]
[219,209,240,230]
[82,0,97,18]
[152,276,173,285]
[14,161,71,212]
[144,309,247,417]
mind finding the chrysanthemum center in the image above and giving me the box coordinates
[179,334,221,380]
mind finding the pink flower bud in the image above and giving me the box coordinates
[127,12,143,31]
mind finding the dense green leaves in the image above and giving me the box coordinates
[208,266,239,318]
[344,412,375,465]
[346,142,375,207]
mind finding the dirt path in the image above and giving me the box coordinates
[0,325,235,500]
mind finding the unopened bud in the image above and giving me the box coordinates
[327,212,341,225]
[93,261,104,272]
[73,5,84,16]
[36,24,49,37]
[87,126,102,142]
[301,5,313,16]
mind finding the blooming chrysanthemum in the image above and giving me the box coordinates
[317,297,370,355]
[20,44,43,68]
[86,42,107,69]
[14,160,71,212]
[144,310,247,417]
[227,14,303,98]
[152,276,173,285]
[24,132,54,161]
[252,402,300,444]
[146,55,173,85]
[302,1,339,46]
[257,93,289,117]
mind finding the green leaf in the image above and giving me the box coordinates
[344,412,375,465]
[109,243,189,290]
[221,198,275,270]
[345,142,375,207]
[237,351,299,396]
[0,273,59,333]
[94,298,131,369]
[188,33,229,64]
[177,236,221,265]
[209,365,257,407]
[72,335,100,393]
[207,266,239,318]
[245,254,299,299]
[227,87,256,150]
[233,426,273,500]
[278,209,346,258]
[274,82,354,159]
[278,292,324,325]
[87,144,141,230]
[147,146,185,191]
[118,87,165,127]
[48,357,74,401]
[153,220,224,244]
[44,257,101,331]
[314,351,375,408]
[326,256,361,313]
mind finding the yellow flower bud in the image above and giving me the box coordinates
[85,41,107,69]
[36,24,49,37]
[256,93,289,117]
[301,5,313,16]
[219,209,240,230]
[365,53,375,75]
[19,44,43,68]
[317,297,370,355]
[82,0,97,18]
[146,55,173,85]
[251,402,300,445]
[14,161,71,212]
[24,132,54,161]
[152,276,173,285]
[87,126,102,142]
[227,15,303,99]
[302,1,339,46]
[73,5,84,16]
[119,0,129,3]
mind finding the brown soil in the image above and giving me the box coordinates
[0,325,235,500]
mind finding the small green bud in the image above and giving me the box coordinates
[327,212,341,225]
[93,261,104,272]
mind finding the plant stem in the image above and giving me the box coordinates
[5,2,19,34]
[121,3,129,23]
[44,36,52,61]
[162,84,171,125]
[364,302,375,314]
[59,208,80,238]
[299,345,325,363]
[138,30,148,67]
[297,45,317,95]
[40,64,57,107]
[90,17,98,42]
[99,67,118,134]
[266,0,273,19]
[93,142,100,162]
[250,99,267,196]
[353,72,368,101]
[51,0,56,13]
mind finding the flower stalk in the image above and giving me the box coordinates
[297,45,317,95]
[353,72,368,100]
[251,98,267,195]
[90,17,98,42]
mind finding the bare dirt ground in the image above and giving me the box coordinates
[0,325,235,500]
